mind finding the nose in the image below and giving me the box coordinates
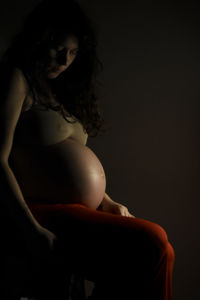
[57,49,68,66]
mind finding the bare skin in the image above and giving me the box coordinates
[46,33,79,79]
[0,67,58,257]
[0,34,104,258]
[0,33,83,255]
[0,34,134,259]
[9,92,107,208]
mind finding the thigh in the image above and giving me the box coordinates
[28,203,169,283]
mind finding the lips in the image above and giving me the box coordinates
[48,66,67,75]
[51,68,60,72]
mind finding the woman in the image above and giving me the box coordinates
[0,0,175,299]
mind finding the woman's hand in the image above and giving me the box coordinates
[26,225,58,258]
[97,193,135,218]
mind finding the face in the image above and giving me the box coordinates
[46,34,79,79]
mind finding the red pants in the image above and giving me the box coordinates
[27,203,175,300]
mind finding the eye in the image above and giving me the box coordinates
[56,47,65,52]
[70,49,79,55]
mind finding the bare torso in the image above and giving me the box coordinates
[9,92,106,209]
[13,92,88,146]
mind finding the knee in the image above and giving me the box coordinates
[148,222,169,249]
[140,220,170,259]
[133,221,172,273]
[167,241,175,264]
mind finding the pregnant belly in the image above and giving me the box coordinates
[9,138,106,209]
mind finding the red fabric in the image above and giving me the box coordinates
[27,202,175,300]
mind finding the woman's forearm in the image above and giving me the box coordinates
[0,161,42,234]
[98,192,114,209]
[103,192,114,203]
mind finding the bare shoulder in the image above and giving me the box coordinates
[10,67,30,95]
[0,67,29,162]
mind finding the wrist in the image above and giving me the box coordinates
[98,193,114,210]
[102,193,114,203]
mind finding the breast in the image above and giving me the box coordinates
[9,138,106,209]
[14,106,88,146]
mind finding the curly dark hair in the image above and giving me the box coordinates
[0,0,108,137]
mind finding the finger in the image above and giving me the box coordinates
[123,211,132,217]
[125,210,134,218]
[128,213,135,218]
[124,210,130,217]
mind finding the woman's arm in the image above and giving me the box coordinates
[0,161,42,232]
[0,68,41,231]
[0,68,57,256]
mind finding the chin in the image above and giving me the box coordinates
[47,68,68,79]
[47,70,62,79]
[47,73,60,79]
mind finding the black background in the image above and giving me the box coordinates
[1,0,199,299]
